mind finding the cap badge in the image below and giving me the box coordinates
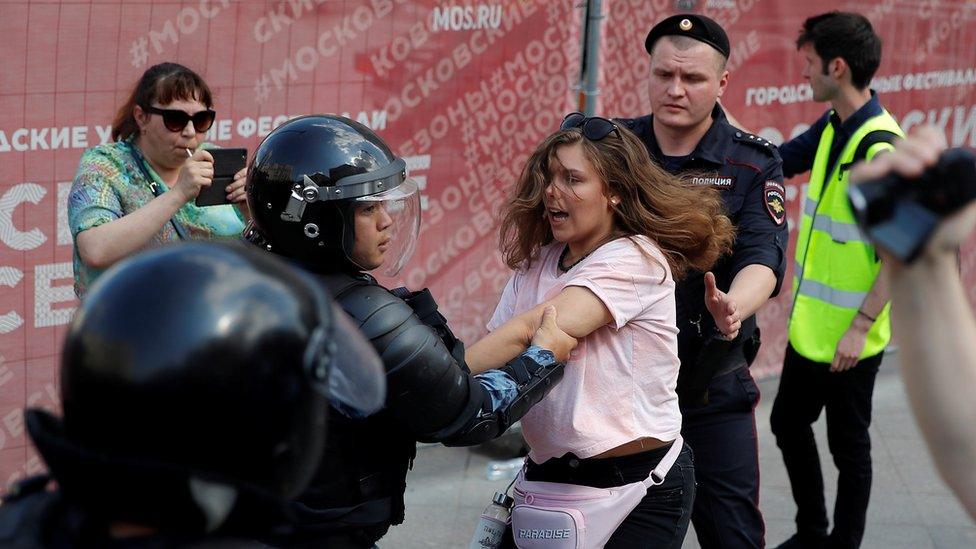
[679,18,693,31]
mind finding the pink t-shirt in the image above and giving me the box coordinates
[487,236,681,463]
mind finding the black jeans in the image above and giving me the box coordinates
[682,366,764,549]
[770,344,883,549]
[522,442,696,548]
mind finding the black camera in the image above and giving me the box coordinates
[848,148,976,263]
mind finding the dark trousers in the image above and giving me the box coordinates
[770,344,883,549]
[519,442,696,548]
[681,366,765,549]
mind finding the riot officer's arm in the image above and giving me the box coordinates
[434,347,565,446]
[432,307,575,444]
[379,321,565,446]
[467,286,610,373]
[346,284,565,444]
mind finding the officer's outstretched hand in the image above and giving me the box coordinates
[704,272,740,340]
[531,306,578,363]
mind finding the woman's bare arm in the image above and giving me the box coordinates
[467,285,613,374]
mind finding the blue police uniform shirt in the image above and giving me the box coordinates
[618,104,788,368]
[778,91,886,178]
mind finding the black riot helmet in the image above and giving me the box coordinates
[27,242,385,534]
[244,115,420,276]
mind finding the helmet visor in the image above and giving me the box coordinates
[353,178,421,277]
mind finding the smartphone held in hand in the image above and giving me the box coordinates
[195,148,247,207]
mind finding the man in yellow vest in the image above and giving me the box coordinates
[769,12,904,549]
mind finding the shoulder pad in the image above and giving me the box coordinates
[731,130,781,159]
[333,283,417,341]
[318,271,372,298]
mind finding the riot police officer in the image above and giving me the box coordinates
[617,14,789,549]
[0,242,386,547]
[243,114,575,547]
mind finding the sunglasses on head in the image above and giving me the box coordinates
[560,112,621,141]
[143,105,216,133]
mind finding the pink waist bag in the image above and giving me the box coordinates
[511,436,684,549]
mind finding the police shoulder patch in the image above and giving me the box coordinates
[764,180,786,225]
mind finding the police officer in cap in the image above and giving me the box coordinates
[617,13,789,549]
[0,242,386,547]
[244,114,576,547]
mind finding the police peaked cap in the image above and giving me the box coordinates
[645,14,731,59]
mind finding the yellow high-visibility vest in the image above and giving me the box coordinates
[789,110,903,363]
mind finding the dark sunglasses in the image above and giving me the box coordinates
[143,105,216,133]
[560,112,621,141]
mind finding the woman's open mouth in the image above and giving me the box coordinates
[548,208,569,222]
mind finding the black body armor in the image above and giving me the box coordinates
[276,271,563,546]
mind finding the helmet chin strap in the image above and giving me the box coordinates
[346,254,370,272]
[337,206,373,273]
[342,241,381,273]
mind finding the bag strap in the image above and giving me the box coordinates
[643,435,684,488]
[840,129,900,172]
[391,286,469,371]
[513,436,684,492]
[129,143,189,240]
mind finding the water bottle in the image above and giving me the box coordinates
[468,491,514,548]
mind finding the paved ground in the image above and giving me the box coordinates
[382,350,976,548]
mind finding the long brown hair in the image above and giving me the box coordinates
[499,124,735,280]
[111,62,213,141]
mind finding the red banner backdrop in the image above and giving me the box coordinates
[0,0,974,484]
[0,0,583,485]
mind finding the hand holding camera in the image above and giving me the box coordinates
[849,126,976,263]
